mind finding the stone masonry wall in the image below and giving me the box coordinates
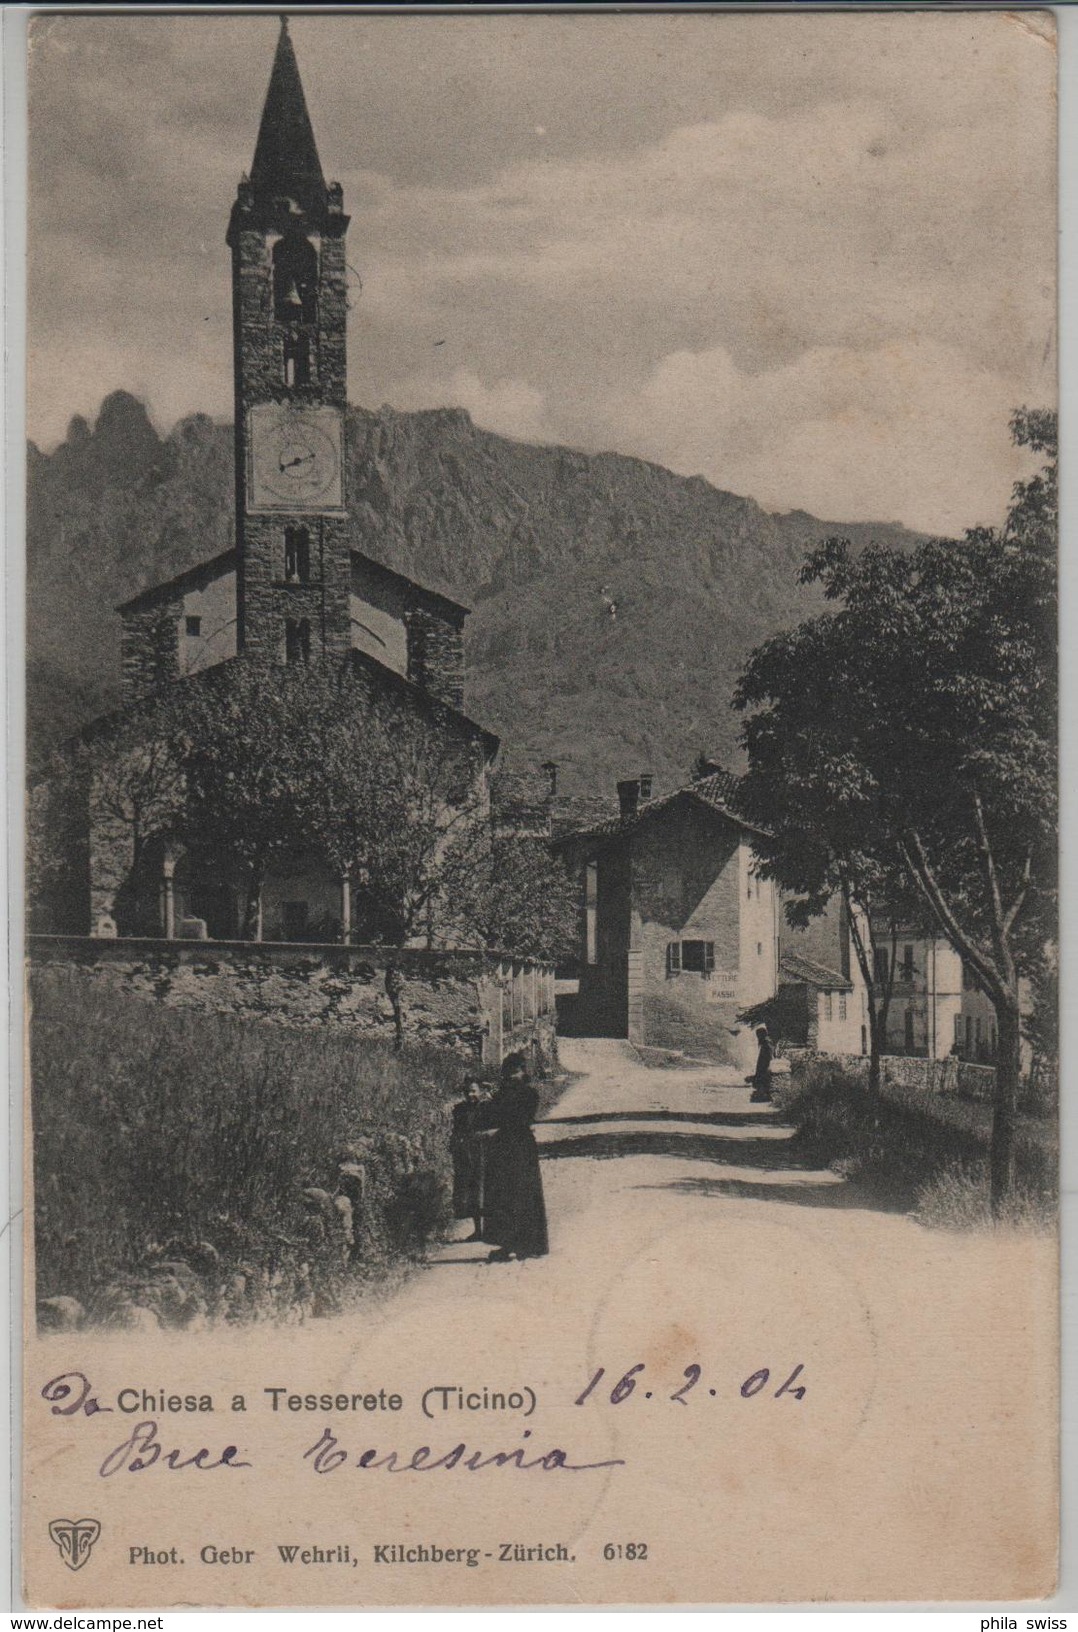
[228,217,348,409]
[28,937,556,1070]
[121,603,182,706]
[230,190,350,663]
[787,1048,996,1101]
[239,512,353,664]
[634,805,743,1064]
[405,608,465,710]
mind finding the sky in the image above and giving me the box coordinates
[27,10,1056,535]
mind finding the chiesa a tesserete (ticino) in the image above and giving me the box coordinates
[71,17,499,943]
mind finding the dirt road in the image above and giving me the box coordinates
[382,1038,1058,1603]
[27,1039,1056,1608]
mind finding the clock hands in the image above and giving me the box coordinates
[249,408,341,509]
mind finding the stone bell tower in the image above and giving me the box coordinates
[227,15,352,665]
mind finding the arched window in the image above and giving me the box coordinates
[284,527,311,584]
[283,332,311,387]
[272,233,318,325]
[285,617,311,666]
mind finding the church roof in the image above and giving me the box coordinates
[249,17,326,213]
[116,550,238,615]
[116,547,469,619]
[351,551,471,622]
[349,647,499,760]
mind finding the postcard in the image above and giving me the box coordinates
[20,7,1058,1608]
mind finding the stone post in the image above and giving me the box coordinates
[339,875,352,944]
[161,856,176,941]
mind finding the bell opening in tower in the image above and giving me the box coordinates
[273,232,318,324]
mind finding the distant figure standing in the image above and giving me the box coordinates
[384,963,404,1051]
[747,1024,774,1103]
[477,1051,549,1262]
[449,1077,486,1242]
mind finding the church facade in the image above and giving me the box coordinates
[42,19,499,946]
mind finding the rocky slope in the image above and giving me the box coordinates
[28,392,921,793]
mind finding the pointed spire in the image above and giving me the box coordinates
[250,15,326,214]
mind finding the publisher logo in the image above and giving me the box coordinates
[48,1519,101,1571]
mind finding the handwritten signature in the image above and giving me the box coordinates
[303,1426,624,1475]
[99,1420,251,1477]
[41,1374,250,1477]
[41,1372,622,1479]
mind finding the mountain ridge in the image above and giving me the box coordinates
[27,390,924,794]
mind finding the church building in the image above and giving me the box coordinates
[48,18,499,944]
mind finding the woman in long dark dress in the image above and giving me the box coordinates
[449,1077,485,1241]
[747,1024,774,1103]
[477,1052,549,1262]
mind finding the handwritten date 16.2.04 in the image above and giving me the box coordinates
[574,1363,807,1408]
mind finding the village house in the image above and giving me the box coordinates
[553,762,779,1067]
[870,927,1024,1066]
[43,17,500,948]
[740,893,871,1056]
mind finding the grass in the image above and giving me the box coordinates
[775,1058,1057,1229]
[29,965,518,1327]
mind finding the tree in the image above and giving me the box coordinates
[318,698,488,946]
[735,410,1056,1210]
[28,702,188,935]
[176,662,334,939]
[86,715,187,869]
[197,659,490,948]
[174,661,490,945]
[448,833,579,962]
[733,632,913,1097]
[27,756,90,934]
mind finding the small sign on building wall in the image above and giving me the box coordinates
[704,970,738,1002]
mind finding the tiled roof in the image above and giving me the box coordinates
[348,648,499,758]
[553,768,757,847]
[116,550,238,614]
[118,547,470,620]
[548,794,619,839]
[778,951,853,992]
[680,767,742,811]
[351,552,471,620]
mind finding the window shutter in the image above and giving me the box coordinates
[703,942,715,974]
[667,942,681,976]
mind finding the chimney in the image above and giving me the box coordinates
[693,754,722,782]
[617,778,641,824]
[638,772,653,802]
[541,760,559,799]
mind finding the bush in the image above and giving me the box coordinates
[776,1062,1056,1226]
[29,966,473,1325]
[913,1162,1052,1232]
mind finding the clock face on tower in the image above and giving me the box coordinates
[247,404,344,512]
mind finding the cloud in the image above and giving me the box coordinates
[25,11,1055,534]
[591,338,1033,534]
[356,95,1053,386]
